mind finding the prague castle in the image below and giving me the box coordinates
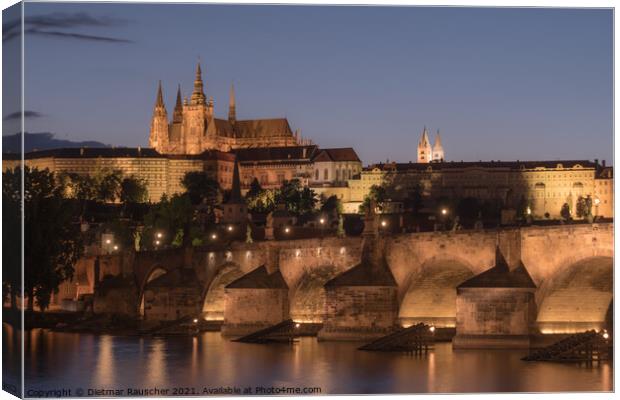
[2,61,613,220]
[150,63,306,154]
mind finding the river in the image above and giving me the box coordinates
[3,325,612,395]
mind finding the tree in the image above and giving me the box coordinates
[360,185,387,214]
[142,194,198,249]
[3,167,21,309]
[404,183,424,215]
[321,195,343,217]
[560,203,571,221]
[456,197,481,222]
[246,178,262,199]
[15,167,83,311]
[277,179,317,216]
[181,171,221,207]
[120,176,148,204]
[95,169,123,203]
[575,196,592,219]
[246,188,277,214]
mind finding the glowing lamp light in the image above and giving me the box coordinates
[603,332,609,340]
[227,225,233,232]
[595,198,601,205]
[381,220,387,227]
[105,239,111,244]
[155,240,160,246]
[429,326,436,333]
[441,208,447,215]
[295,323,301,329]
[526,207,532,215]
[284,227,290,233]
[193,318,198,324]
[319,218,325,224]
[113,245,119,251]
[156,232,163,239]
[211,234,217,240]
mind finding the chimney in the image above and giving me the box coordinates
[595,158,599,166]
[602,160,606,167]
[80,147,84,156]
[138,146,141,155]
[302,147,307,158]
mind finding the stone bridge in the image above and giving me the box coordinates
[92,223,613,334]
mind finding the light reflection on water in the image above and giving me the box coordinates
[5,325,612,394]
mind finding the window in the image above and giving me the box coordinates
[315,170,319,180]
[324,169,329,180]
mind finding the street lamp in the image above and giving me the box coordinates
[227,225,234,232]
[429,325,436,333]
[211,233,217,240]
[381,220,387,228]
[113,245,119,251]
[319,218,325,225]
[156,232,163,239]
[284,227,290,234]
[440,208,448,231]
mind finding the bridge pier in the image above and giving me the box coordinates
[453,249,537,349]
[222,266,290,337]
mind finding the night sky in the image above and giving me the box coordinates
[3,4,613,164]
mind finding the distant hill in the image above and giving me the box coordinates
[3,132,109,153]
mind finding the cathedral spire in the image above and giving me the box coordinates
[191,61,206,105]
[155,80,165,108]
[432,129,445,162]
[173,84,183,123]
[228,83,236,124]
[417,126,432,163]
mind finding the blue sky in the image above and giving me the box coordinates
[3,4,613,164]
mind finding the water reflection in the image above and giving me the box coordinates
[5,324,612,394]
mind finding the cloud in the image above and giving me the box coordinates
[3,12,132,43]
[26,28,133,43]
[3,110,45,121]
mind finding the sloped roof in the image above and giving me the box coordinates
[325,258,397,287]
[312,148,361,163]
[232,145,318,163]
[234,118,293,138]
[457,248,536,289]
[212,118,235,137]
[366,160,597,172]
[226,265,288,289]
[23,147,162,159]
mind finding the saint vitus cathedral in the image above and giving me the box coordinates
[149,62,308,154]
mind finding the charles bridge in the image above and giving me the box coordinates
[83,222,613,347]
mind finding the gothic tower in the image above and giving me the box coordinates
[172,84,183,123]
[182,62,208,154]
[149,81,169,152]
[417,126,432,163]
[432,129,444,162]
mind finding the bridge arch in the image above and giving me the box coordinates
[536,256,613,334]
[138,265,169,317]
[398,258,476,328]
[201,262,245,321]
[289,264,342,323]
